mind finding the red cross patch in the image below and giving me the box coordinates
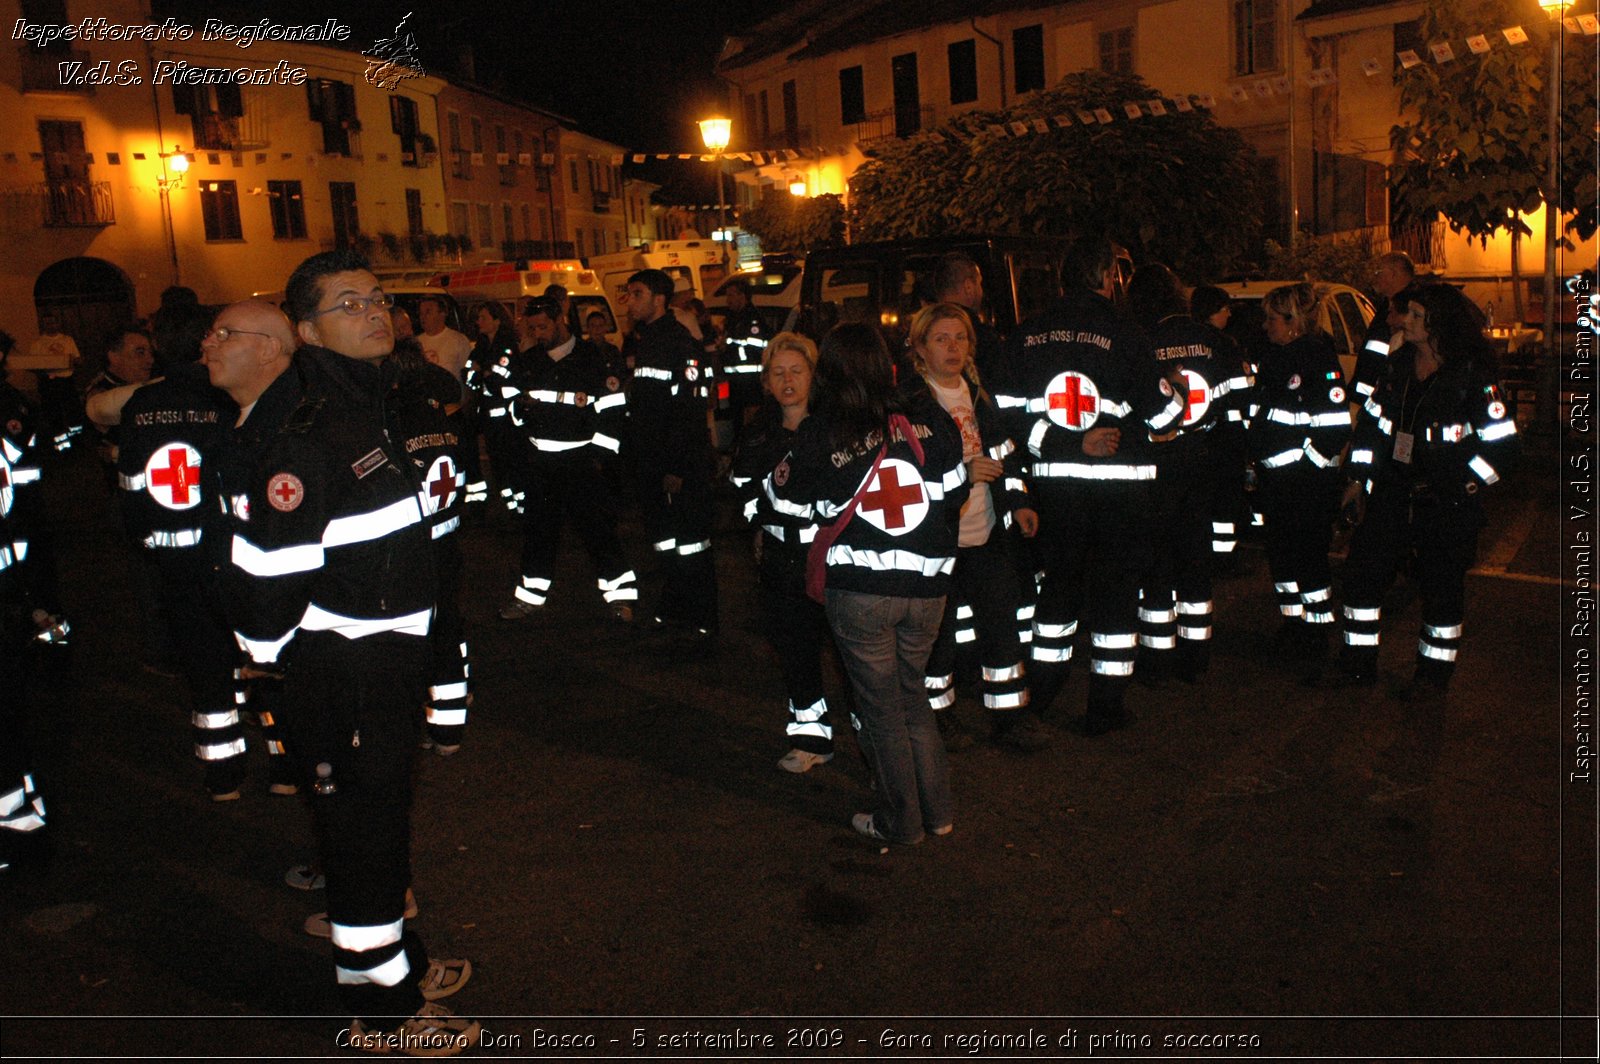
[267,472,305,512]
[144,442,203,511]
[422,455,459,514]
[773,458,790,487]
[1329,386,1346,403]
[5,419,20,437]
[857,458,928,537]
[1487,400,1506,419]
[1044,371,1101,431]
[1180,369,1211,427]
[1287,373,1302,390]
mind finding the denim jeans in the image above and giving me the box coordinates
[825,590,951,844]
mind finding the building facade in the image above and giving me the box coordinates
[717,0,1594,305]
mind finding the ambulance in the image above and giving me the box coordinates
[430,260,622,345]
[587,239,735,318]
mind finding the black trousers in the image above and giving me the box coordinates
[140,548,261,795]
[1030,481,1151,713]
[635,453,718,631]
[1258,469,1342,628]
[1338,483,1481,685]
[758,537,835,754]
[516,456,634,608]
[925,530,1030,714]
[426,539,469,747]
[0,603,46,844]
[280,632,429,1024]
[1141,442,1217,673]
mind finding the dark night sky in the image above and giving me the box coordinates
[156,0,779,200]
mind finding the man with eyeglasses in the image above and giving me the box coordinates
[215,252,479,1054]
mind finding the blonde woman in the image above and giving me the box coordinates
[904,303,1049,753]
[729,332,837,773]
[1249,282,1351,661]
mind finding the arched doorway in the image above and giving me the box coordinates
[33,256,136,357]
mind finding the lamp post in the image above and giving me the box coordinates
[698,115,731,268]
[157,145,189,285]
[1537,0,1567,433]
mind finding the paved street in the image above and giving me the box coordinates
[1,440,1591,1060]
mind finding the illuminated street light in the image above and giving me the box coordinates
[699,116,732,267]
[788,176,807,197]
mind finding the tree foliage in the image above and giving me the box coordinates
[847,70,1263,279]
[738,191,845,253]
[1390,0,1598,243]
[1264,232,1384,290]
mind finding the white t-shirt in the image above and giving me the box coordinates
[928,377,994,547]
[419,327,473,381]
[24,333,80,377]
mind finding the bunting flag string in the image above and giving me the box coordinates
[610,14,1597,167]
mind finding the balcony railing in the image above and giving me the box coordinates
[1322,219,1448,268]
[41,180,114,227]
[855,106,936,150]
[19,46,92,93]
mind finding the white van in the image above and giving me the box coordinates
[588,240,735,319]
[431,260,621,345]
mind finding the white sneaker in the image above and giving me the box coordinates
[347,1002,481,1056]
[778,749,833,774]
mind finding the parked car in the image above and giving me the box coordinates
[1216,279,1376,382]
[795,235,1129,350]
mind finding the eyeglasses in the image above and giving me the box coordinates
[203,326,272,343]
[310,293,395,318]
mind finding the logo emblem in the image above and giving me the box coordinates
[351,448,388,479]
[772,458,790,487]
[856,458,928,537]
[1179,369,1211,427]
[1287,373,1302,390]
[1044,371,1101,431]
[1329,386,1346,403]
[422,455,459,514]
[1487,400,1506,419]
[267,473,305,512]
[144,442,203,511]
[606,376,621,393]
[685,365,700,382]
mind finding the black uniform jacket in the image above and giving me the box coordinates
[221,346,436,667]
[992,290,1185,486]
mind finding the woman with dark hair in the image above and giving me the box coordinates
[1326,283,1517,698]
[1249,282,1352,661]
[771,323,968,844]
[903,303,1049,752]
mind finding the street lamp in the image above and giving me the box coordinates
[698,115,731,268]
[1537,0,1567,433]
[157,144,190,284]
[788,175,807,197]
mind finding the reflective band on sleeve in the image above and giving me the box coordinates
[1259,447,1304,469]
[1090,632,1138,649]
[1033,621,1076,639]
[1478,420,1516,441]
[1138,607,1177,624]
[1344,605,1382,621]
[119,471,146,491]
[145,529,203,549]
[426,706,468,726]
[532,437,590,452]
[1176,625,1212,640]
[591,433,621,453]
[1418,641,1458,662]
[1031,645,1073,662]
[192,709,241,729]
[196,737,247,761]
[1344,631,1380,645]
[233,535,323,577]
[1364,338,1390,356]
[430,681,469,701]
[984,690,1028,708]
[1424,623,1462,639]
[431,516,461,539]
[987,439,1017,460]
[1350,448,1374,464]
[1468,455,1499,484]
[1029,461,1156,480]
[1139,634,1176,649]
[677,540,711,555]
[1090,659,1134,675]
[236,627,296,664]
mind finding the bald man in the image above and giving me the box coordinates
[216,255,477,1050]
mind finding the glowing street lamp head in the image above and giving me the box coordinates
[169,151,190,174]
[788,177,807,196]
[1538,0,1569,13]
[698,116,731,153]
